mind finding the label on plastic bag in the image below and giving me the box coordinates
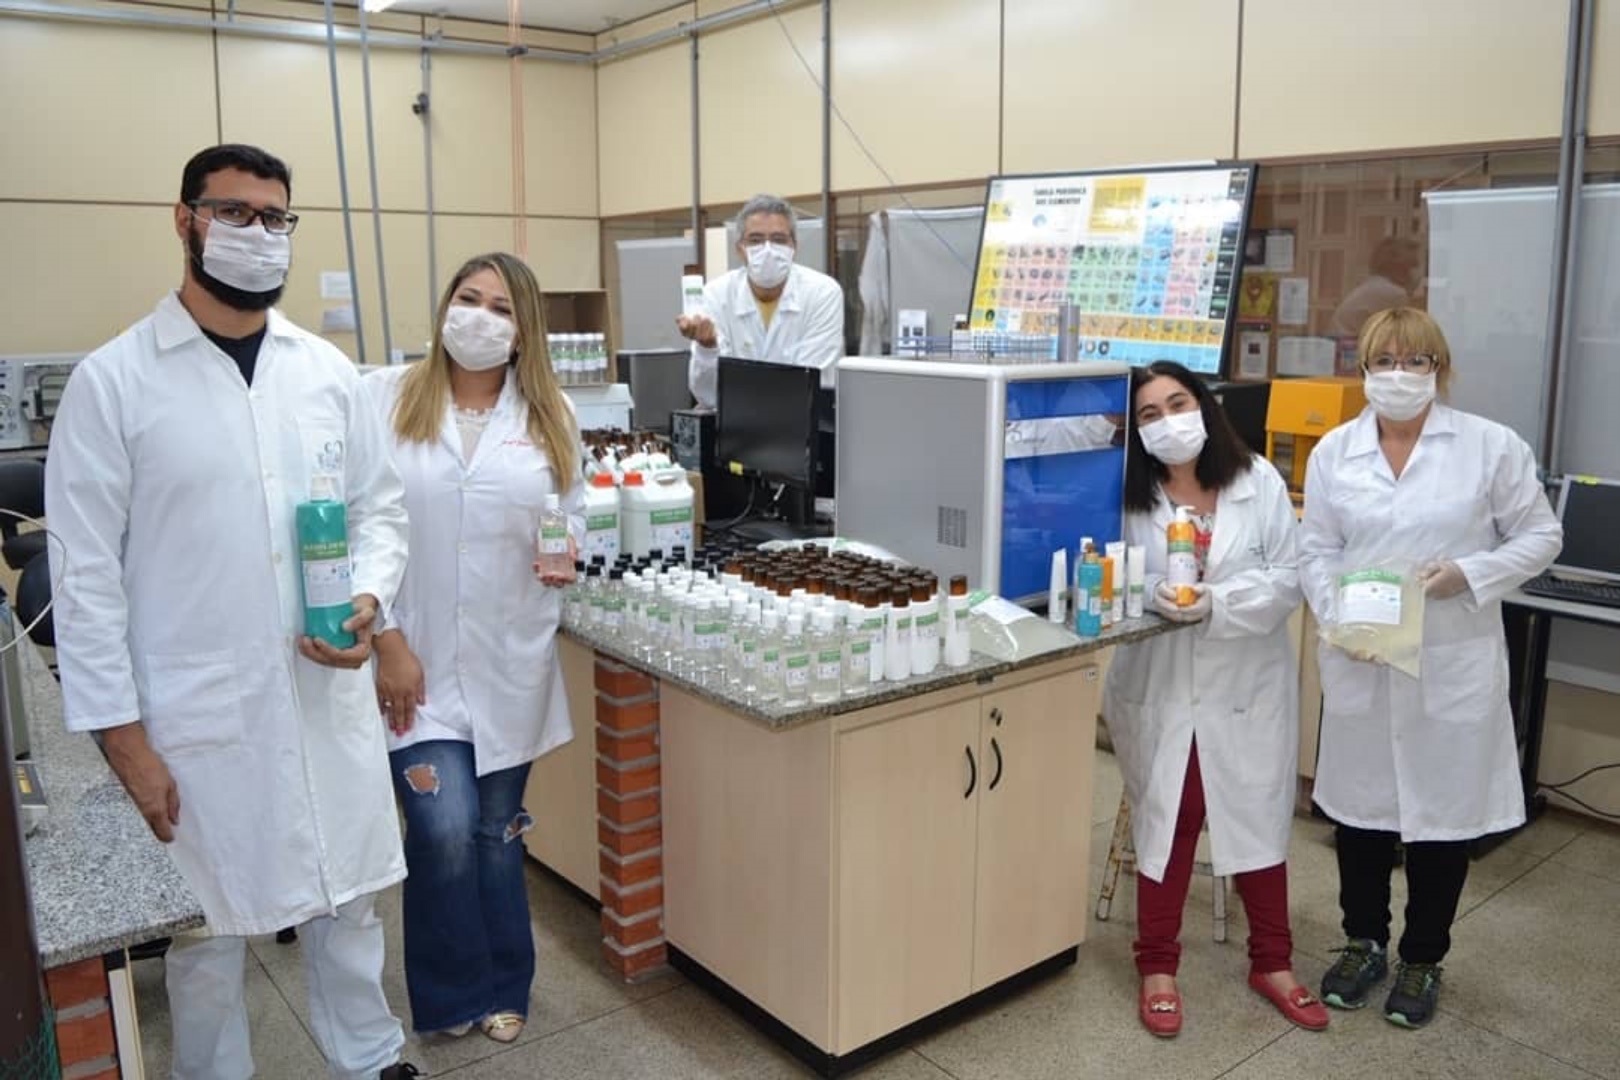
[1338,569,1403,626]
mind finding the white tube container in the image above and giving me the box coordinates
[911,588,940,676]
[1127,544,1147,618]
[1106,541,1127,626]
[1048,549,1069,625]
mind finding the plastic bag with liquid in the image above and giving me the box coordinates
[1321,559,1425,678]
[965,591,1082,662]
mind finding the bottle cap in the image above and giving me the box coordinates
[590,472,615,488]
[623,471,645,487]
[950,574,968,596]
[309,474,340,502]
[609,568,624,581]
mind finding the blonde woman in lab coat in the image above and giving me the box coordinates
[1301,308,1561,1029]
[1104,361,1327,1038]
[365,252,583,1044]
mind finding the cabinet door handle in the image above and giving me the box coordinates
[989,736,1004,791]
[964,746,977,799]
[990,707,1003,727]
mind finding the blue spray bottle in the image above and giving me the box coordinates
[297,472,356,648]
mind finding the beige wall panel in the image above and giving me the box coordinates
[1240,0,1566,158]
[0,21,216,203]
[218,38,428,211]
[0,204,181,354]
[424,54,517,215]
[698,4,822,206]
[829,0,999,191]
[524,217,602,290]
[1539,683,1620,824]
[1593,0,1620,137]
[524,62,600,217]
[1003,0,1237,174]
[597,43,693,216]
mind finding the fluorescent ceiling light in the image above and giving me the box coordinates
[362,0,400,12]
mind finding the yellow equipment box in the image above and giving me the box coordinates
[1265,376,1367,492]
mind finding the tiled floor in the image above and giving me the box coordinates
[132,752,1620,1080]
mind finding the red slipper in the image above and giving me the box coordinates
[1139,983,1182,1038]
[1248,971,1330,1031]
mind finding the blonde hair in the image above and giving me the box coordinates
[393,252,579,482]
[1356,306,1453,394]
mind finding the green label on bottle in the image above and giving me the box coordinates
[849,640,871,656]
[916,612,940,629]
[586,513,617,531]
[817,647,842,665]
[302,539,348,560]
[650,508,692,526]
[785,654,810,669]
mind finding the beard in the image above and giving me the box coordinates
[187,224,286,313]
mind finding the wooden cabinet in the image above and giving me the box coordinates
[657,654,1104,1057]
[522,637,600,896]
[972,667,1095,990]
[834,699,980,1049]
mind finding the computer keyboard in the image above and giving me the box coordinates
[1520,574,1620,608]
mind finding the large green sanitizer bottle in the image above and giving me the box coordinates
[297,473,356,648]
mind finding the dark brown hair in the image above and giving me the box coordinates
[1123,361,1253,513]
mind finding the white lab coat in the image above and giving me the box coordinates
[688,263,846,409]
[1102,456,1302,882]
[364,366,582,776]
[46,292,410,937]
[1299,404,1562,840]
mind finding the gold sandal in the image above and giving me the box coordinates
[480,1012,525,1044]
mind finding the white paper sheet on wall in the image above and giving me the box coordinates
[1277,336,1336,377]
[1278,278,1310,326]
[321,306,356,333]
[1238,330,1270,379]
[320,271,353,301]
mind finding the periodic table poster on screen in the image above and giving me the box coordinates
[969,165,1256,376]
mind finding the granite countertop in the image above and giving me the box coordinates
[17,639,204,968]
[565,611,1182,730]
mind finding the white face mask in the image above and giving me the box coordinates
[441,305,516,371]
[1363,370,1436,422]
[201,222,290,293]
[1138,410,1208,466]
[745,242,794,290]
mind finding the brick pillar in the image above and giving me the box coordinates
[45,957,120,1079]
[594,656,669,982]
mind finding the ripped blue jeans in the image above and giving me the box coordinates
[390,739,535,1033]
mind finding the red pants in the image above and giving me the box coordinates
[1134,741,1293,977]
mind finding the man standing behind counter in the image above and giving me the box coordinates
[677,193,846,409]
[46,144,419,1080]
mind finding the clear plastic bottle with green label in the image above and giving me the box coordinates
[297,474,355,648]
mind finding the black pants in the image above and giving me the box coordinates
[1335,823,1470,965]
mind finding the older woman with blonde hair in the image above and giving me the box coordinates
[1299,307,1561,1029]
[365,252,583,1043]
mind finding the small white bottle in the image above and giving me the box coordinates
[757,608,784,704]
[910,580,940,676]
[868,588,891,684]
[885,587,913,682]
[535,493,572,578]
[738,603,762,697]
[1106,541,1127,626]
[944,574,972,668]
[809,608,843,705]
[603,568,626,639]
[780,613,811,707]
[843,589,878,696]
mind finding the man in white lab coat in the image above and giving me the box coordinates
[677,193,846,409]
[46,144,419,1080]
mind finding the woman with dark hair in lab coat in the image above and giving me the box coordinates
[365,252,583,1044]
[1104,360,1327,1038]
[1301,308,1561,1029]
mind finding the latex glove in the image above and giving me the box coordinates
[1418,559,1469,600]
[1152,581,1212,624]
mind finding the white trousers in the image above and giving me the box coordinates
[165,893,405,1080]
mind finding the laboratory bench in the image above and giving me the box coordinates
[526,614,1185,1078]
[17,636,205,1078]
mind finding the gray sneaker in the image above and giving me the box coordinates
[1320,938,1389,1009]
[1384,961,1442,1029]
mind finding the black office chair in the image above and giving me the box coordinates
[15,550,54,660]
[0,460,48,572]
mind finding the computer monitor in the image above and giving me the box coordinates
[1552,477,1620,583]
[715,357,818,489]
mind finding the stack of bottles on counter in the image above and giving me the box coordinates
[558,543,976,707]
[573,432,698,565]
[1050,536,1146,639]
[546,332,610,386]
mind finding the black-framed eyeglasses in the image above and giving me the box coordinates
[189,198,300,235]
[1366,353,1437,375]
